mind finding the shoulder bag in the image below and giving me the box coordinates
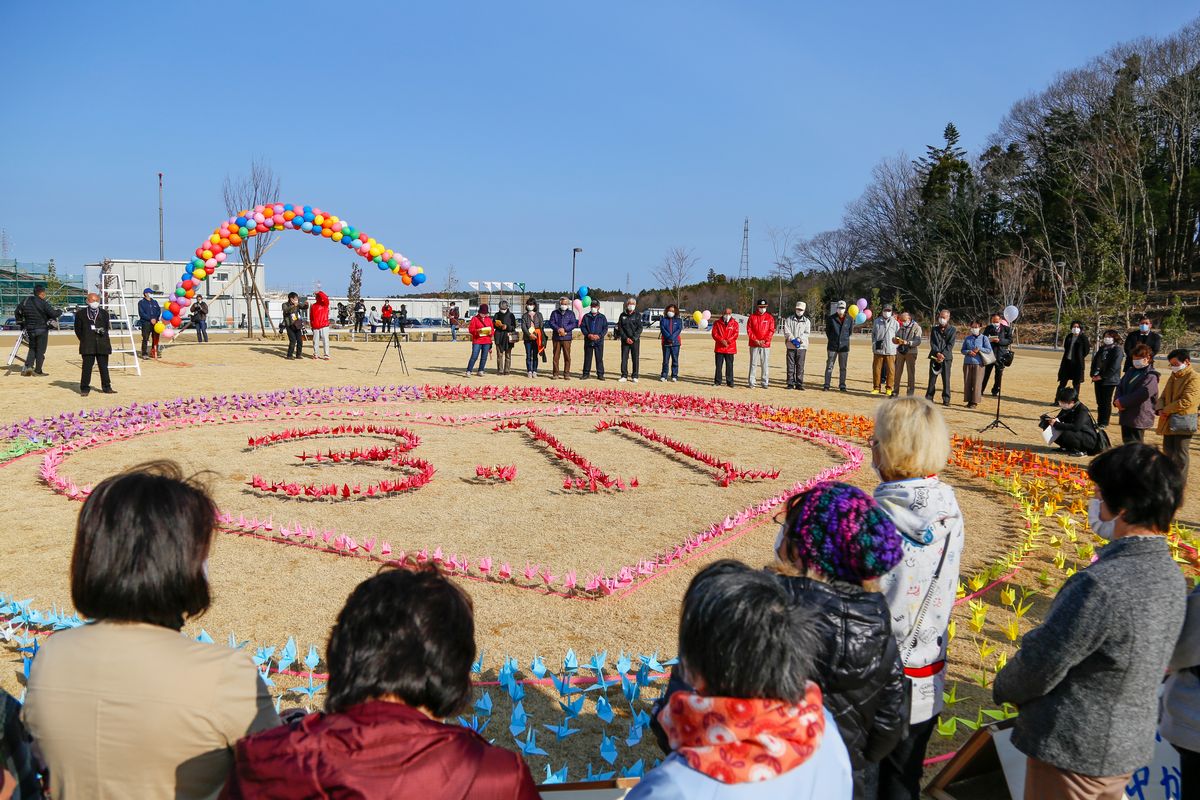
[980,347,997,366]
[1169,413,1199,434]
[900,538,950,667]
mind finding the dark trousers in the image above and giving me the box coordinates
[981,361,1005,394]
[1056,429,1095,454]
[524,340,539,373]
[194,320,209,342]
[925,356,952,403]
[1057,377,1082,396]
[621,340,640,378]
[823,349,848,389]
[1094,383,1116,426]
[1120,425,1145,444]
[285,326,303,358]
[382,318,391,332]
[1164,434,1193,487]
[1175,745,1200,800]
[582,341,604,377]
[140,324,159,356]
[81,353,111,391]
[23,329,48,372]
[661,345,679,378]
[786,348,807,388]
[354,314,365,332]
[714,352,734,386]
[878,716,936,800]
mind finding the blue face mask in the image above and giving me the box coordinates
[1140,324,1150,333]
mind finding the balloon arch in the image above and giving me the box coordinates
[158,203,424,336]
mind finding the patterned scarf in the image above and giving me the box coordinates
[657,685,826,784]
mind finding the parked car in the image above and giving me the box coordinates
[403,318,422,328]
[59,313,76,329]
[2,318,19,331]
[421,317,444,327]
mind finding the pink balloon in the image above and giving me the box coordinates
[204,258,217,269]
[701,310,712,321]
[572,299,584,317]
[215,252,227,262]
[864,308,873,319]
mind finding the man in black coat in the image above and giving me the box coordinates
[616,298,643,382]
[74,293,116,396]
[925,309,956,406]
[981,312,1013,397]
[491,300,518,375]
[1123,315,1162,373]
[823,300,854,391]
[19,283,60,377]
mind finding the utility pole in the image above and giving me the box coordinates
[571,247,583,295]
[157,172,165,261]
[738,217,751,310]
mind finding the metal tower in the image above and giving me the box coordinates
[737,217,750,283]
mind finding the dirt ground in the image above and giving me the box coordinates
[1,329,1196,783]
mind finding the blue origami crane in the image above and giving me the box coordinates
[509,700,527,737]
[228,633,250,651]
[625,720,644,747]
[471,649,486,675]
[621,759,645,779]
[277,637,297,673]
[458,715,490,735]
[253,646,275,669]
[599,733,618,765]
[475,691,493,717]
[507,680,526,704]
[620,672,640,706]
[588,650,608,674]
[544,718,580,740]
[615,652,633,675]
[558,695,583,719]
[542,763,569,784]
[586,763,617,782]
[516,729,548,757]
[562,649,579,674]
[304,644,320,671]
[530,655,547,678]
[595,694,615,724]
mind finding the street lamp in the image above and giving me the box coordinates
[571,247,583,296]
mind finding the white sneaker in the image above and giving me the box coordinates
[763,383,770,389]
[671,377,677,382]
[618,377,627,382]
[632,378,638,383]
[748,383,757,389]
[660,377,667,382]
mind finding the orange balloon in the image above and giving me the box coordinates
[229,233,242,245]
[219,238,230,248]
[283,210,295,221]
[321,228,333,238]
[184,289,195,298]
[401,274,412,285]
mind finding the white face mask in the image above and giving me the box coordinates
[757,308,766,314]
[527,305,535,311]
[1071,327,1081,335]
[666,311,675,318]
[88,301,100,310]
[970,327,981,336]
[723,314,732,322]
[938,317,949,326]
[1103,337,1114,345]
[1133,358,1149,369]
[882,311,892,319]
[1088,498,1118,541]
[1171,363,1188,373]
[559,304,569,311]
[626,304,635,312]
[795,308,804,315]
[590,307,598,314]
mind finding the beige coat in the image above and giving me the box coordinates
[22,621,279,800]
[1156,365,1200,436]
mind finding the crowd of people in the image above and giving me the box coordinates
[0,397,1191,800]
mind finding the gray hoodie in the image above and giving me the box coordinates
[874,477,965,723]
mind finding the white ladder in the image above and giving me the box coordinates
[100,272,141,376]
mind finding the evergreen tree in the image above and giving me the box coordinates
[347,262,363,303]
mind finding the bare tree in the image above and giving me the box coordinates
[443,263,459,296]
[793,229,862,301]
[914,250,959,318]
[347,262,363,303]
[223,158,280,337]
[652,247,699,308]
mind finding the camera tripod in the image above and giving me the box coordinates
[375,331,410,377]
[979,388,1016,435]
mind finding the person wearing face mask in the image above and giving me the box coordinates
[980,312,1011,397]
[994,444,1186,800]
[1057,320,1089,397]
[891,311,922,398]
[520,298,546,379]
[74,293,116,397]
[1114,343,1159,444]
[783,302,810,390]
[869,397,964,799]
[395,304,408,337]
[616,298,643,383]
[580,302,608,380]
[190,295,210,343]
[746,299,776,389]
[491,300,518,375]
[924,310,956,407]
[465,304,494,377]
[711,307,738,387]
[958,319,992,409]
[1039,387,1100,457]
[1123,315,1162,373]
[1155,349,1200,485]
[659,304,683,382]
[547,297,578,379]
[1089,329,1122,428]
[870,304,900,396]
[824,301,853,392]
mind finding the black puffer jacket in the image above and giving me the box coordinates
[777,575,908,797]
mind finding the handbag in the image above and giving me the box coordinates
[1001,350,1014,367]
[900,538,950,668]
[980,348,997,366]
[1169,413,1199,434]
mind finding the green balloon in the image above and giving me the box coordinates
[581,296,592,307]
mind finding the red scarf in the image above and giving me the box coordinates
[658,685,826,784]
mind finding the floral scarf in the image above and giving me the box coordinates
[657,685,826,784]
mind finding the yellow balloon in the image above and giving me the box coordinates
[692,310,703,323]
[153,322,165,334]
[331,232,343,242]
[193,269,207,280]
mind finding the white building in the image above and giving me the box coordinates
[84,259,266,329]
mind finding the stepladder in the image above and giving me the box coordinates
[100,272,142,376]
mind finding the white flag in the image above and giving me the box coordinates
[468,281,480,291]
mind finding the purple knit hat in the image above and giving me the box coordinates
[780,481,903,583]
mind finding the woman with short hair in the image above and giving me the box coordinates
[1089,329,1122,428]
[23,462,279,800]
[224,567,540,799]
[869,398,965,800]
[1058,320,1090,396]
[631,560,852,799]
[959,318,992,408]
[996,444,1186,799]
[1114,342,1159,444]
[1041,387,1100,458]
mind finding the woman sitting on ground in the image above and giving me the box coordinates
[223,566,540,799]
[774,482,908,799]
[1040,386,1099,457]
[869,397,965,799]
[631,560,852,799]
[23,462,279,800]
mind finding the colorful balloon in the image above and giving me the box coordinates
[1003,305,1020,323]
[864,309,873,320]
[855,312,867,325]
[692,310,703,324]
[578,286,589,299]
[856,298,868,311]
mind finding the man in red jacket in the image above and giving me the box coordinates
[711,307,738,387]
[746,298,776,388]
[223,567,540,800]
[309,291,331,360]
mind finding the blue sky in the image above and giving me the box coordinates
[2,1,1196,296]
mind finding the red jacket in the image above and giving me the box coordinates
[222,701,540,800]
[746,311,776,347]
[309,291,330,329]
[382,304,393,320]
[711,317,738,354]
[469,315,495,345]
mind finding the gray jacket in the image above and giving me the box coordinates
[783,314,810,350]
[1162,586,1200,751]
[993,535,1185,777]
[872,316,900,355]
